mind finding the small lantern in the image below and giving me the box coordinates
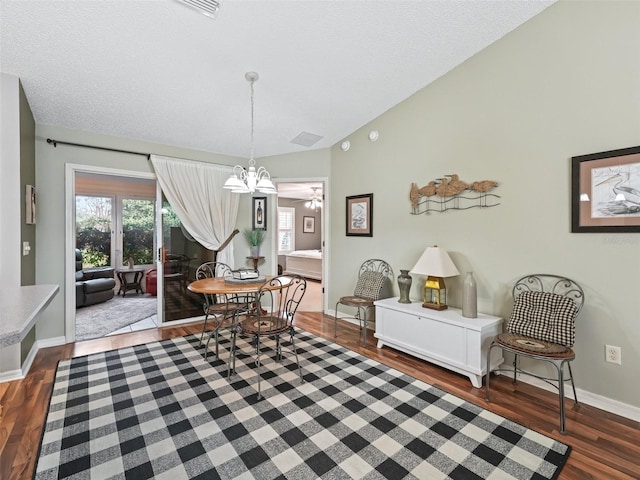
[424,276,448,310]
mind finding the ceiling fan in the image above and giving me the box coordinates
[294,187,323,210]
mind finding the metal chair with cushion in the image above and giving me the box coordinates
[485,274,585,433]
[195,262,251,360]
[230,275,307,400]
[334,259,393,346]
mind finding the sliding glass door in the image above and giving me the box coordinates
[157,195,209,323]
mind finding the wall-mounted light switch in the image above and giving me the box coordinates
[23,241,31,256]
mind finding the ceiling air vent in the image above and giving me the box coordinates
[290,132,323,147]
[174,0,220,19]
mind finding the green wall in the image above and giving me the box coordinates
[328,1,640,408]
[20,80,36,286]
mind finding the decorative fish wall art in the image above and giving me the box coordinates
[410,174,500,214]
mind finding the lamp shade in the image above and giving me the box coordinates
[410,246,460,278]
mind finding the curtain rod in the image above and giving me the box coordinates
[46,138,151,160]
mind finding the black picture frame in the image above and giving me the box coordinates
[346,193,373,237]
[571,146,640,233]
[303,216,315,233]
[252,197,267,230]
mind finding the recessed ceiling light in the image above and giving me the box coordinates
[340,141,350,151]
[368,130,379,141]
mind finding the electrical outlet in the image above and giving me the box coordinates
[605,345,621,365]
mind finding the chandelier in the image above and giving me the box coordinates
[305,187,323,210]
[223,72,276,195]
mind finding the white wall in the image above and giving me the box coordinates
[0,74,22,286]
[328,1,640,408]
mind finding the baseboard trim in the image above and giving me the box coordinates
[37,336,67,348]
[20,342,39,379]
[0,336,66,383]
[330,310,375,329]
[499,367,640,422]
[0,369,24,383]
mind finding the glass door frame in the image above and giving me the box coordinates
[155,182,165,325]
[65,164,160,343]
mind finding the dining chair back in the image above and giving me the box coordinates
[485,274,585,433]
[195,261,250,359]
[334,259,393,345]
[231,275,307,399]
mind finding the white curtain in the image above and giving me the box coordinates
[150,155,239,267]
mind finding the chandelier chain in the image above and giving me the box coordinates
[223,71,276,194]
[249,76,255,166]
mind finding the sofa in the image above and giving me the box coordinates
[75,249,116,307]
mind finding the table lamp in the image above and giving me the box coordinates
[410,245,459,310]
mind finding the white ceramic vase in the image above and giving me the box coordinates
[462,271,477,318]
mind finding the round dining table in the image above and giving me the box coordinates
[187,275,291,296]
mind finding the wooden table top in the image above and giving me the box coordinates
[187,275,291,295]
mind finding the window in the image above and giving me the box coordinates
[278,207,295,255]
[76,194,156,268]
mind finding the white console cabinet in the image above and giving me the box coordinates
[374,298,503,388]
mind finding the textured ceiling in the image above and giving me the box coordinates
[0,0,554,160]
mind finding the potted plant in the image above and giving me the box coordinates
[243,228,265,257]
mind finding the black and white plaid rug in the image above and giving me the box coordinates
[35,331,570,479]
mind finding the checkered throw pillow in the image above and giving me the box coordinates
[507,291,578,347]
[354,271,386,300]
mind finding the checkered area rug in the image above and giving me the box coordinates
[35,331,570,479]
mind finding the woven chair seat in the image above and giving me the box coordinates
[495,333,574,358]
[205,301,246,316]
[239,315,289,336]
[338,295,375,307]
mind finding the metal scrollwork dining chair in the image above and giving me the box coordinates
[334,259,393,346]
[229,275,307,400]
[195,262,251,360]
[485,274,585,434]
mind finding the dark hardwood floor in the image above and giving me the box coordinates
[1,312,638,479]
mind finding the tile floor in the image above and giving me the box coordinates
[107,314,158,336]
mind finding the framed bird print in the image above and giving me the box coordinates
[571,145,640,232]
[346,193,373,237]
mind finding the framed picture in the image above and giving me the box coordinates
[252,197,267,230]
[26,184,36,224]
[571,145,640,233]
[303,216,315,233]
[346,193,373,237]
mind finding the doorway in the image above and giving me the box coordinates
[72,171,158,341]
[275,179,326,313]
[66,165,161,343]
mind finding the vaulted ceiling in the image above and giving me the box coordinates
[0,0,553,160]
